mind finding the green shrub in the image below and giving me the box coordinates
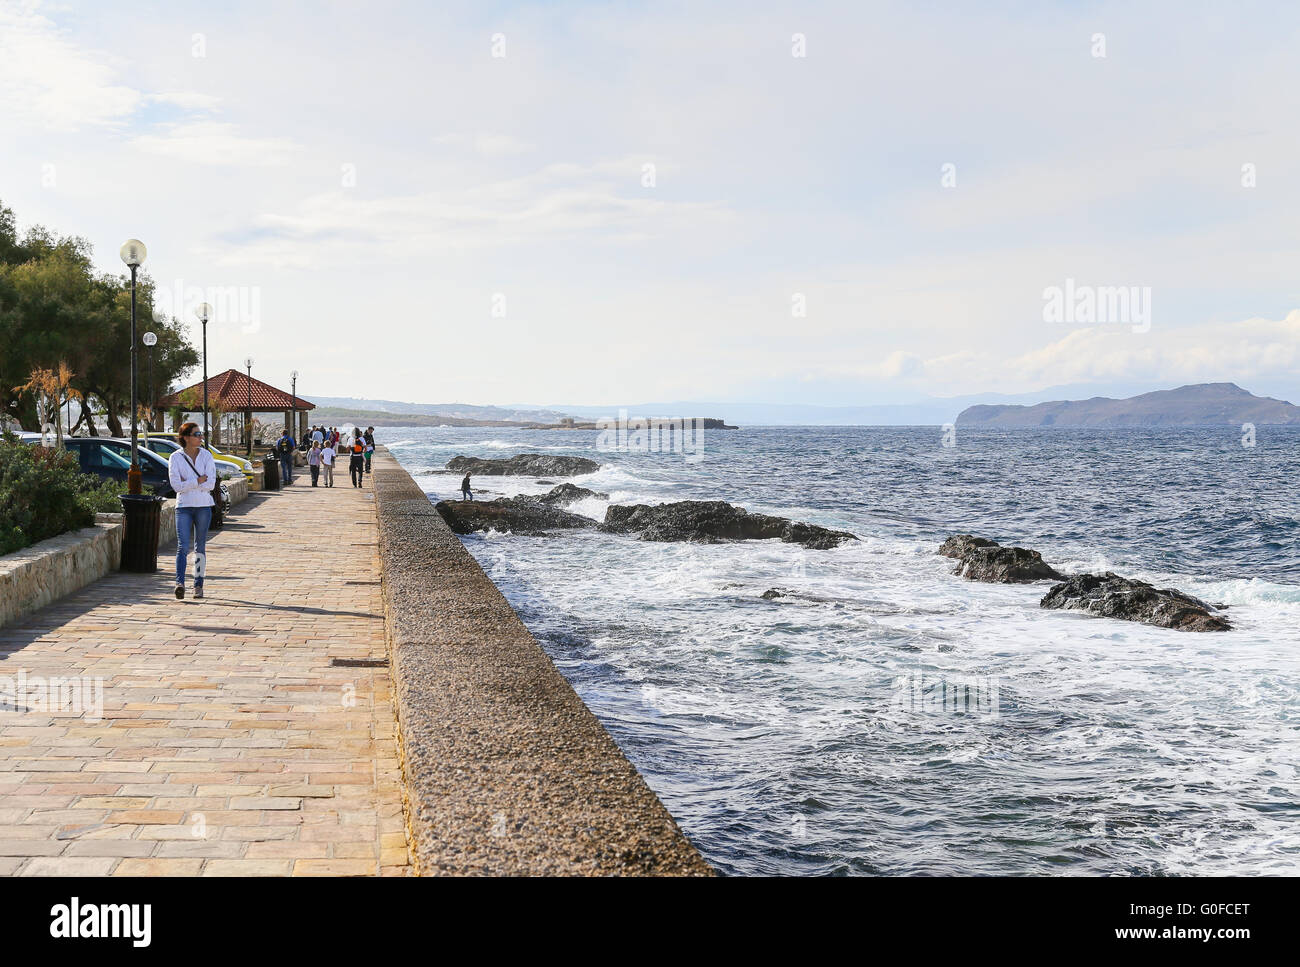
[0,434,97,554]
[74,476,134,515]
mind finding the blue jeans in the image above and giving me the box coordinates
[280,455,292,482]
[176,506,213,587]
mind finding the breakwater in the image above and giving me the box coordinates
[370,448,711,875]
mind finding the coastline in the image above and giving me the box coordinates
[370,447,712,875]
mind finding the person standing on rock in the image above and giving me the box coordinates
[307,440,322,487]
[168,421,216,600]
[320,438,335,487]
[461,473,473,501]
[348,429,366,487]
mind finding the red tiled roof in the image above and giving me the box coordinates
[158,369,315,410]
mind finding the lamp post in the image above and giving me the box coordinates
[195,303,212,441]
[244,357,254,458]
[290,369,298,447]
[142,331,157,432]
[119,239,147,494]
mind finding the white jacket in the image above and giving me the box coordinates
[168,448,217,508]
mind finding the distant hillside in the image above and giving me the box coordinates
[310,405,556,428]
[956,383,1300,427]
[310,396,570,424]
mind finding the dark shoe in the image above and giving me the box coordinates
[175,584,185,600]
[193,585,204,599]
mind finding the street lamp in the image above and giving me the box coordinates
[142,331,157,432]
[119,239,146,493]
[244,357,254,458]
[290,369,298,448]
[194,303,212,442]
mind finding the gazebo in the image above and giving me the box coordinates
[158,369,315,449]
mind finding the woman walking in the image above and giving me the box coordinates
[321,439,335,487]
[348,429,366,487]
[168,421,216,600]
[308,440,322,486]
[363,427,375,475]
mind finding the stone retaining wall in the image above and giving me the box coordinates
[3,494,191,628]
[0,522,124,628]
[370,447,712,875]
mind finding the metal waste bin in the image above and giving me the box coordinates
[262,454,280,490]
[209,477,225,531]
[119,494,164,573]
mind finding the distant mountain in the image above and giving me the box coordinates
[310,396,570,424]
[955,383,1300,427]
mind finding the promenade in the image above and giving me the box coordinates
[0,471,410,876]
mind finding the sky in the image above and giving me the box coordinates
[2,0,1299,410]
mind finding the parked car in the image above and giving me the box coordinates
[145,432,254,482]
[60,438,177,497]
[141,434,243,481]
[13,432,172,494]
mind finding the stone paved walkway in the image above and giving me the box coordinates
[0,468,410,876]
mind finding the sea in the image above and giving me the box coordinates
[385,424,1300,876]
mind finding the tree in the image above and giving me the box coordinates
[14,362,82,446]
[0,198,199,435]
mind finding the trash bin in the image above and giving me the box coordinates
[262,454,280,490]
[119,494,164,573]
[209,478,225,531]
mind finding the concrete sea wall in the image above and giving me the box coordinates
[370,448,712,875]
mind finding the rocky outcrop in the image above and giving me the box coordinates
[538,483,607,506]
[602,500,856,549]
[446,454,601,477]
[434,497,595,536]
[939,535,1065,583]
[938,534,1000,559]
[1040,572,1231,632]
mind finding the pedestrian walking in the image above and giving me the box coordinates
[168,421,216,600]
[363,426,375,475]
[461,473,473,501]
[308,440,322,486]
[321,440,335,487]
[311,425,324,446]
[277,429,295,484]
[348,429,366,487]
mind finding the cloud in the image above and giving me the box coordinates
[146,91,223,112]
[205,158,729,267]
[0,1,140,129]
[434,132,534,157]
[841,311,1300,396]
[131,122,298,167]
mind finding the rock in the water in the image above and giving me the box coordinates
[938,534,1000,559]
[434,497,595,536]
[446,453,601,476]
[957,546,1065,583]
[538,483,608,506]
[939,534,1065,582]
[1040,572,1231,632]
[601,500,856,549]
[760,589,785,600]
